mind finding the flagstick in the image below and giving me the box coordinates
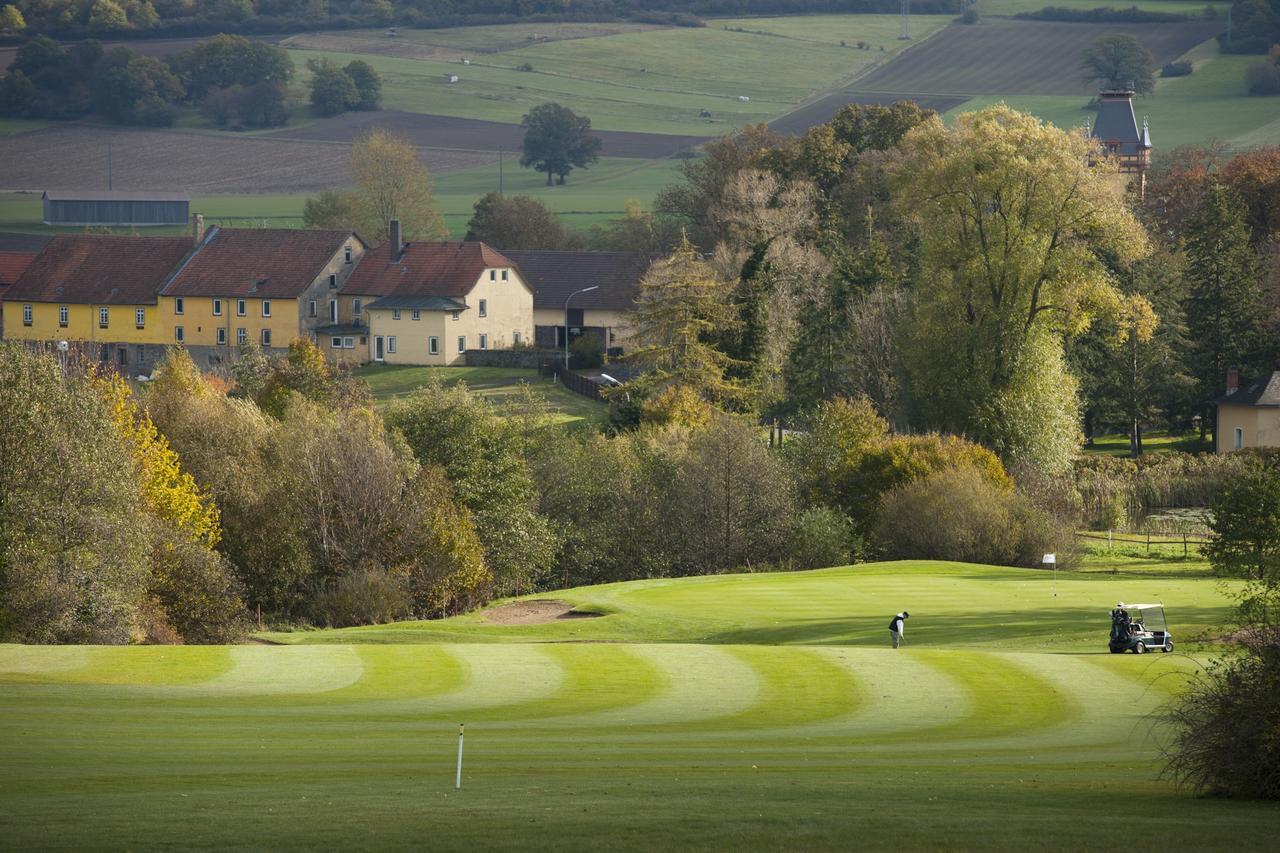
[455,723,464,789]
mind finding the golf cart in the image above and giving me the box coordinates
[1109,603,1173,654]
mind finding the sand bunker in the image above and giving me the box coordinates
[484,600,603,626]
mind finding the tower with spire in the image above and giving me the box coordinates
[1089,84,1152,197]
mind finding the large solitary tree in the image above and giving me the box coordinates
[520,102,602,186]
[1081,33,1155,94]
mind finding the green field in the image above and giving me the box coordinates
[285,15,951,135]
[975,0,1228,15]
[355,364,607,427]
[1083,430,1211,456]
[3,561,1274,849]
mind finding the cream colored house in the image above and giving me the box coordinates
[1214,369,1280,452]
[503,250,648,354]
[339,225,533,365]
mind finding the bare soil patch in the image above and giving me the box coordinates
[0,123,494,194]
[266,110,708,159]
[852,20,1222,97]
[771,92,969,136]
[484,599,603,625]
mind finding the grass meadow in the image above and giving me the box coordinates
[3,561,1276,849]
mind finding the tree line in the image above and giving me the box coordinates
[0,32,380,127]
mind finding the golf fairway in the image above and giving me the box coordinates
[2,562,1276,850]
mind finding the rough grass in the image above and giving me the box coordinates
[356,364,607,427]
[283,15,950,135]
[3,561,1275,850]
[1083,430,1212,456]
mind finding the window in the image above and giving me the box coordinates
[23,304,32,326]
[237,328,247,345]
[175,326,185,343]
[99,307,109,328]
[388,336,397,354]
[411,309,421,321]
[429,336,439,355]
[213,298,222,316]
[329,273,338,288]
[308,300,317,318]
[175,297,184,315]
[261,329,272,347]
[343,336,354,349]
[359,336,367,345]
[344,246,352,263]
[236,299,246,317]
[261,300,271,318]
[501,270,508,282]
[451,310,460,321]
[489,270,496,281]
[513,331,521,346]
[1235,428,1244,450]
[135,308,145,328]
[392,309,401,320]
[58,305,68,327]
[457,336,465,353]
[478,299,487,318]
[330,300,338,323]
[331,336,343,349]
[479,333,488,350]
[353,298,362,317]
[217,328,227,345]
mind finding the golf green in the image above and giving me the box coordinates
[2,561,1275,849]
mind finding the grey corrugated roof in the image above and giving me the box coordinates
[1214,371,1280,407]
[365,295,468,311]
[42,190,190,202]
[502,250,648,311]
[0,232,53,253]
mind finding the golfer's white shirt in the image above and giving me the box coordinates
[894,615,905,636]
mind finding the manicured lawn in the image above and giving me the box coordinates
[3,560,1273,849]
[284,15,950,135]
[356,364,607,428]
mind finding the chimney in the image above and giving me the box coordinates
[192,213,205,247]
[389,219,402,262]
[1227,368,1239,395]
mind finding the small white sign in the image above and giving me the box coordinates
[1042,553,1056,565]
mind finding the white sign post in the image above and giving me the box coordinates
[456,723,464,790]
[1043,553,1057,597]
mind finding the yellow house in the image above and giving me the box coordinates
[1,234,195,374]
[339,225,533,366]
[1214,370,1280,452]
[160,223,367,369]
[503,250,647,355]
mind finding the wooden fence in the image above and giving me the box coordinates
[1075,529,1210,556]
[547,363,605,401]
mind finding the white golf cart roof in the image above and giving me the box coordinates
[1122,603,1164,610]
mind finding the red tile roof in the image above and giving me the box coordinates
[0,251,37,286]
[164,227,361,299]
[5,235,193,305]
[341,241,515,299]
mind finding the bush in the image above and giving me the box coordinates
[787,506,865,570]
[1165,645,1280,799]
[875,466,1065,567]
[149,533,246,643]
[308,568,412,628]
[959,7,979,24]
[569,331,604,369]
[1016,5,1186,22]
[1246,60,1280,95]
[1161,60,1193,78]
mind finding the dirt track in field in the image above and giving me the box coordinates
[0,123,496,193]
[265,109,709,158]
[850,19,1223,98]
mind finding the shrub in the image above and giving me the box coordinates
[570,331,604,369]
[1165,645,1280,800]
[959,7,979,24]
[1246,60,1280,95]
[308,568,412,628]
[787,506,865,570]
[148,533,246,643]
[1161,60,1193,78]
[875,466,1065,567]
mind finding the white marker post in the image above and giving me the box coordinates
[455,723,465,789]
[1043,553,1057,597]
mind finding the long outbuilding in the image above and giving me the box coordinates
[42,191,190,227]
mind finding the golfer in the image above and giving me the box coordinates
[889,611,909,649]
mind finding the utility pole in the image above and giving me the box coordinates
[899,0,910,40]
[107,144,113,190]
[498,147,504,196]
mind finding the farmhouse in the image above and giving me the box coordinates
[160,219,367,369]
[1089,86,1152,197]
[504,250,646,354]
[0,236,44,336]
[1213,368,1280,452]
[42,191,190,227]
[338,221,533,365]
[2,233,195,373]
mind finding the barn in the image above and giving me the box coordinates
[41,191,190,227]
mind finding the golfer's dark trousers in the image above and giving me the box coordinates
[891,630,900,649]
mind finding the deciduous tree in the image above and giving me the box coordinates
[348,128,446,242]
[520,102,602,186]
[1081,33,1155,94]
